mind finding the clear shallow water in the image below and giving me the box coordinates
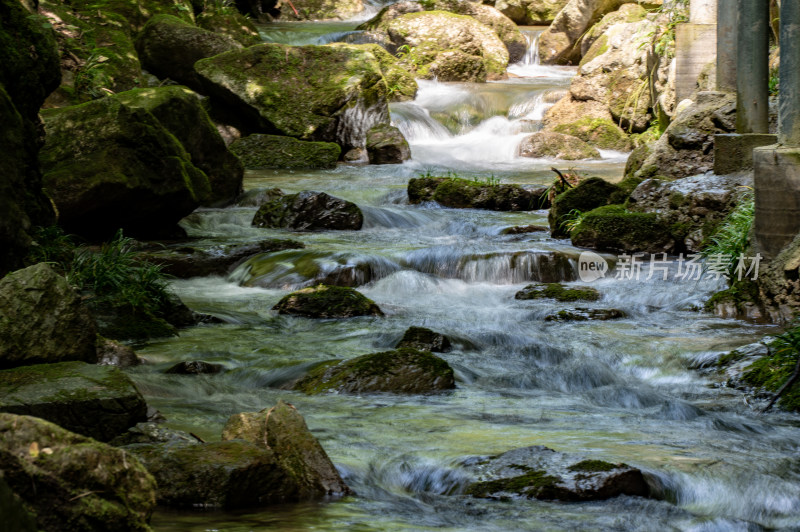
[135,27,800,532]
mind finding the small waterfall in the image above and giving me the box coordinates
[520,29,541,66]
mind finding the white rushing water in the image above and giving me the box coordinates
[137,25,800,532]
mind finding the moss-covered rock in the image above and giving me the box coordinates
[252,191,363,231]
[741,343,800,412]
[66,0,195,31]
[463,445,649,501]
[0,361,148,442]
[552,118,632,151]
[579,3,647,57]
[384,11,509,81]
[356,43,418,102]
[135,237,304,278]
[293,348,455,394]
[0,263,97,369]
[135,14,242,90]
[0,413,156,532]
[96,337,143,368]
[276,0,364,20]
[221,400,351,497]
[230,134,341,169]
[196,9,262,47]
[165,360,225,374]
[548,177,621,238]
[39,0,141,104]
[518,131,602,160]
[396,326,452,352]
[408,177,540,211]
[39,96,211,239]
[273,285,383,318]
[0,0,60,276]
[544,307,626,321]
[494,0,569,25]
[704,280,767,323]
[571,205,676,254]
[515,283,600,302]
[116,86,244,205]
[127,440,299,508]
[0,476,36,532]
[366,124,410,164]
[195,43,392,151]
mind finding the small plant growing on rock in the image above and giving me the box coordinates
[701,189,754,281]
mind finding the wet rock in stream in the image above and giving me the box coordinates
[252,191,364,231]
[544,308,627,322]
[396,326,452,352]
[273,285,383,319]
[515,283,600,302]
[165,361,225,375]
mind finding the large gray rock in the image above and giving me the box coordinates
[0,263,97,369]
[0,361,148,442]
[464,445,650,501]
[495,0,570,25]
[116,86,244,206]
[195,43,394,151]
[293,348,455,394]
[221,400,351,497]
[0,414,156,532]
[0,0,60,276]
[366,124,411,164]
[252,191,364,231]
[135,15,242,90]
[518,131,601,160]
[39,97,211,239]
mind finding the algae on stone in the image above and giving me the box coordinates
[273,285,383,318]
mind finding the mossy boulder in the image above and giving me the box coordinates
[65,0,194,31]
[96,337,143,368]
[273,285,383,318]
[544,308,626,321]
[109,422,196,446]
[571,205,676,254]
[293,348,455,394]
[197,9,262,47]
[494,0,570,25]
[580,3,647,57]
[135,15,242,90]
[741,343,800,412]
[408,177,540,211]
[0,0,60,276]
[221,400,350,497]
[39,97,211,239]
[384,11,509,81]
[366,124,410,164]
[0,263,97,369]
[0,361,148,442]
[0,476,36,532]
[116,86,244,206]
[230,134,341,169]
[252,191,363,231]
[548,177,622,238]
[276,0,364,20]
[0,413,156,532]
[463,445,649,501]
[396,326,451,352]
[552,118,632,151]
[357,43,418,103]
[127,440,300,508]
[135,237,304,278]
[518,131,602,160]
[515,283,600,302]
[195,43,392,151]
[39,0,141,104]
[703,280,766,323]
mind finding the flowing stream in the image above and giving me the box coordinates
[136,24,800,532]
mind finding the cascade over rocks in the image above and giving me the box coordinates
[252,191,364,231]
[195,43,402,151]
[0,361,148,442]
[0,0,60,276]
[463,445,649,501]
[135,15,242,91]
[0,263,97,369]
[273,285,384,318]
[221,400,350,497]
[0,414,156,532]
[366,124,411,164]
[116,86,244,206]
[292,348,456,394]
[494,0,570,25]
[518,131,601,160]
[39,96,211,239]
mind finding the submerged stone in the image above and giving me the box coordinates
[252,191,364,231]
[396,326,452,352]
[544,308,626,322]
[221,400,350,497]
[0,414,156,532]
[293,348,455,394]
[165,361,225,375]
[0,361,148,442]
[0,263,97,369]
[273,285,383,319]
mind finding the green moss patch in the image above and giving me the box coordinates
[465,470,563,499]
[515,283,600,302]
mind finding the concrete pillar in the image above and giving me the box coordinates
[675,0,718,102]
[716,0,737,92]
[778,0,800,145]
[735,0,770,134]
[754,0,800,259]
